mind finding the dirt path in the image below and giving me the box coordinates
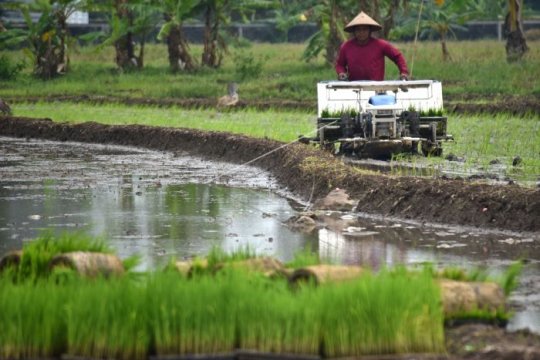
[1,116,539,234]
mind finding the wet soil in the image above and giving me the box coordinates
[0,115,539,359]
[7,94,540,116]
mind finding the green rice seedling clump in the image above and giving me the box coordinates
[0,280,67,359]
[65,278,150,360]
[0,264,445,358]
[13,231,110,282]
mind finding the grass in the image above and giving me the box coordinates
[1,40,539,100]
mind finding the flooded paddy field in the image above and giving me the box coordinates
[0,136,539,334]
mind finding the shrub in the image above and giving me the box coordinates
[233,50,266,81]
[0,54,25,80]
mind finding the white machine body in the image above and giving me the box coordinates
[317,80,444,117]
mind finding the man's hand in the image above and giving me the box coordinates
[338,73,348,81]
[400,74,409,81]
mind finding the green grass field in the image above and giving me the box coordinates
[2,40,539,100]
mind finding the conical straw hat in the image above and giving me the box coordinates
[344,11,382,32]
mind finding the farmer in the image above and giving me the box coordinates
[336,11,409,81]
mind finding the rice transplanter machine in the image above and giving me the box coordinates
[310,80,453,158]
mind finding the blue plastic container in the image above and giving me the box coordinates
[368,94,396,106]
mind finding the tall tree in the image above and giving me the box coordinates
[505,0,528,62]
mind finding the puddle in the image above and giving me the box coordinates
[0,136,539,333]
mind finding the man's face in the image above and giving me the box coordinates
[353,25,371,43]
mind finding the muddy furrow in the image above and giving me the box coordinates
[1,115,539,233]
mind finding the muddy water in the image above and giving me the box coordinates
[0,136,539,333]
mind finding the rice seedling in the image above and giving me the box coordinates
[147,271,238,355]
[286,248,321,269]
[445,113,540,181]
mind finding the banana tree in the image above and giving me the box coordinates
[111,0,160,70]
[189,0,228,68]
[505,0,528,62]
[272,0,305,42]
[89,0,160,71]
[0,0,85,79]
[157,0,199,72]
[302,0,351,65]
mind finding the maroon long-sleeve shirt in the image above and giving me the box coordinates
[335,37,409,81]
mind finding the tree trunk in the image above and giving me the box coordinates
[504,0,528,62]
[114,33,137,69]
[202,5,221,68]
[55,10,69,74]
[441,32,451,62]
[168,24,196,72]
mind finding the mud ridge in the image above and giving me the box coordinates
[1,115,539,233]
